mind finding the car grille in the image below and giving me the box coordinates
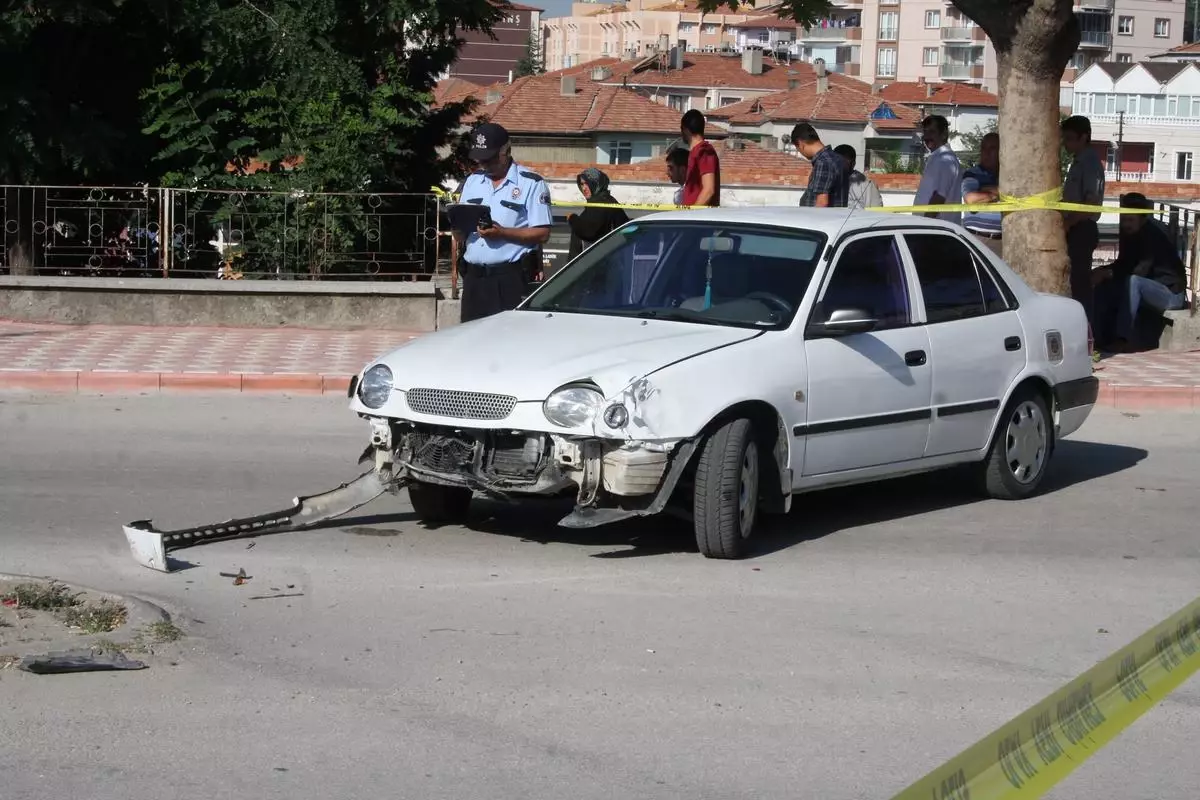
[405,388,517,420]
[408,432,475,473]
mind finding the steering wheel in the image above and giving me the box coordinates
[742,291,794,317]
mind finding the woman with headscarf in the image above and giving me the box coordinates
[566,167,629,264]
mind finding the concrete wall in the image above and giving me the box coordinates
[0,277,441,332]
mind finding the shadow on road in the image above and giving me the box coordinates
[324,439,1148,559]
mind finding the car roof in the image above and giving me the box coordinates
[632,206,965,237]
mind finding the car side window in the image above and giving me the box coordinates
[978,262,1008,314]
[820,235,911,329]
[904,233,993,324]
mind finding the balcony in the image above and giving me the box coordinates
[941,26,985,42]
[1078,30,1113,48]
[940,63,984,80]
[1076,0,1115,11]
[825,62,862,76]
[800,25,862,42]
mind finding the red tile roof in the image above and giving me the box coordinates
[434,77,483,107]
[1165,42,1200,54]
[706,81,921,132]
[585,52,863,92]
[874,81,998,108]
[521,138,813,186]
[725,14,796,29]
[497,1,544,10]
[464,74,689,134]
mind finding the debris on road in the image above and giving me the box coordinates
[249,593,305,601]
[219,568,252,585]
[18,648,147,674]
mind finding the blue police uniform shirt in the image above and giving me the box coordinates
[961,164,1002,235]
[457,161,553,266]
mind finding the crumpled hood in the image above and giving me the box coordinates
[371,310,761,400]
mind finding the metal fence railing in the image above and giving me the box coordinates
[1,186,441,280]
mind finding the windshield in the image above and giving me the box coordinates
[526,221,826,328]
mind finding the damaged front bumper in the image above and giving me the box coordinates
[368,416,696,528]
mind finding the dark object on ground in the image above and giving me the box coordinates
[18,648,147,674]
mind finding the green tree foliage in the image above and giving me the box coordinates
[1,0,499,193]
[514,33,546,77]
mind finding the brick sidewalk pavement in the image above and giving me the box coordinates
[1,320,1197,409]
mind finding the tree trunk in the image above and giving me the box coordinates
[952,0,1079,296]
[996,55,1071,295]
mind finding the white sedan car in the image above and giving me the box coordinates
[349,208,1099,558]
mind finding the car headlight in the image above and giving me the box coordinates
[358,364,394,409]
[543,385,605,428]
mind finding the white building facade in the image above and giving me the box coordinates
[1070,60,1200,182]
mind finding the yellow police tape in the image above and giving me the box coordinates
[889,594,1200,800]
[431,185,1160,215]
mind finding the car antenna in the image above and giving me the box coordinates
[824,201,859,261]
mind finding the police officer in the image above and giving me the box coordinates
[454,123,553,322]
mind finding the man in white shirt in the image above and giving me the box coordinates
[913,114,963,226]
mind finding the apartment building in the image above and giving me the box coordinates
[1069,59,1200,182]
[541,0,1186,93]
[447,1,543,85]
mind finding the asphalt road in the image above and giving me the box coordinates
[0,393,1197,800]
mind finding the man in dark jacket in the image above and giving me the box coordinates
[566,167,629,263]
[1093,192,1189,351]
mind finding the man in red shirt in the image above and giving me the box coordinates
[680,110,720,207]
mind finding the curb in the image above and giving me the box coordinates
[0,371,353,396]
[0,371,1195,410]
[0,572,173,659]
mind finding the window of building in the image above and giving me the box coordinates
[1167,95,1179,116]
[877,47,897,77]
[608,141,633,165]
[904,234,999,323]
[1154,18,1170,37]
[1177,151,1193,181]
[667,94,689,112]
[758,30,770,44]
[923,47,939,66]
[679,22,695,33]
[703,23,718,34]
[924,10,940,28]
[1117,16,1134,35]
[720,95,743,106]
[1116,53,1132,63]
[879,11,899,40]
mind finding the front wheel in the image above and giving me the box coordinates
[408,481,473,524]
[693,418,760,559]
[978,389,1054,500]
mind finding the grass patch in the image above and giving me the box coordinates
[1,581,81,610]
[139,621,184,644]
[60,599,128,634]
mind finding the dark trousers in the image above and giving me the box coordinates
[1092,275,1123,346]
[460,260,527,323]
[1066,220,1100,331]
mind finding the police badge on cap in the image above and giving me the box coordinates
[469,123,510,162]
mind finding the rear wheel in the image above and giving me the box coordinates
[693,418,760,559]
[978,388,1053,500]
[408,481,473,524]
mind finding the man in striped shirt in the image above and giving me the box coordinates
[961,131,1003,259]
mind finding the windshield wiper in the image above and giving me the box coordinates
[636,309,724,325]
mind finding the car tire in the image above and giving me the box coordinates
[979,388,1054,500]
[408,481,473,524]
[693,417,760,559]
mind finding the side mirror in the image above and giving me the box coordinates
[808,306,879,337]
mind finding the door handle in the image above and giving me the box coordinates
[1005,336,1022,352]
[904,350,927,367]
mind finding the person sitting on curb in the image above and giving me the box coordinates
[833,144,883,211]
[565,167,629,263]
[1092,192,1189,352]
